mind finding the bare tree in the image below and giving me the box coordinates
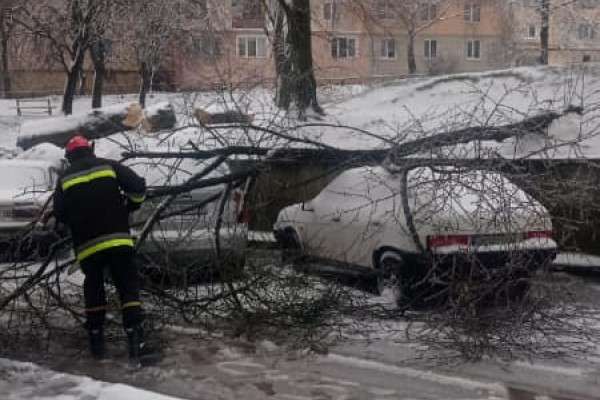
[395,0,454,74]
[14,0,111,114]
[347,0,453,75]
[122,0,202,108]
[266,0,323,119]
[0,1,17,98]
[540,0,550,64]
[89,19,113,109]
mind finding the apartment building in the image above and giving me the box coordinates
[173,0,513,90]
[508,0,600,66]
[546,0,600,64]
[1,0,598,97]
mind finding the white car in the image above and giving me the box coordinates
[274,166,557,296]
[127,157,249,283]
[0,159,61,261]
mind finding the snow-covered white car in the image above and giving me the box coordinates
[274,166,557,296]
[0,159,62,260]
[127,157,249,283]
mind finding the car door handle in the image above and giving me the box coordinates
[331,216,341,222]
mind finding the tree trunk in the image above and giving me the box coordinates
[78,71,86,96]
[0,34,10,98]
[407,33,417,75]
[139,62,152,108]
[62,48,86,115]
[91,65,105,109]
[17,102,177,150]
[274,0,323,119]
[90,42,106,109]
[0,19,11,98]
[273,4,291,109]
[62,69,80,115]
[540,0,549,65]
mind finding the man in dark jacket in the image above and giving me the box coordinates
[53,135,148,364]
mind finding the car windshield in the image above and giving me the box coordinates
[0,166,50,191]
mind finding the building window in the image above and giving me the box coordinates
[466,39,481,59]
[324,2,337,21]
[193,34,222,57]
[380,38,396,59]
[464,2,481,22]
[420,2,438,21]
[2,8,13,24]
[578,0,600,9]
[238,36,267,58]
[375,0,395,19]
[527,24,537,38]
[331,37,357,59]
[232,0,264,29]
[578,24,595,40]
[424,39,437,59]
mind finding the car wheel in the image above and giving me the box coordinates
[0,240,12,263]
[280,229,304,265]
[370,251,413,302]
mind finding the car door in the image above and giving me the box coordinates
[302,168,379,266]
[334,168,404,268]
[299,171,355,263]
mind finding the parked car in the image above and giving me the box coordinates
[0,159,62,261]
[126,156,249,284]
[274,166,557,296]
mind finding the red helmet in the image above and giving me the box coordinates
[65,135,91,154]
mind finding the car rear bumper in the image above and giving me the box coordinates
[431,248,557,272]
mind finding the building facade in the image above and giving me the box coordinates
[0,0,598,97]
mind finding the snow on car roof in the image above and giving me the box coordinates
[0,158,57,170]
[124,154,229,187]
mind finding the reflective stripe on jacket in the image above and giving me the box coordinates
[61,165,117,191]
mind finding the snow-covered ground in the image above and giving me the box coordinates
[3,280,600,400]
[0,358,183,400]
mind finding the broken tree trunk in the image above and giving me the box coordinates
[16,102,177,150]
[194,108,255,125]
[388,106,583,163]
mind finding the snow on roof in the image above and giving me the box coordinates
[16,143,64,165]
[16,102,133,141]
[287,66,600,159]
[0,158,57,170]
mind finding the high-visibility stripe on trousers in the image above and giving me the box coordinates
[76,233,134,262]
[126,192,146,204]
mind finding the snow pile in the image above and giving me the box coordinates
[0,358,185,400]
[16,143,64,164]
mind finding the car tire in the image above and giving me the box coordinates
[0,240,12,263]
[280,229,304,265]
[369,251,414,303]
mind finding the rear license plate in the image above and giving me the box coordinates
[471,234,520,246]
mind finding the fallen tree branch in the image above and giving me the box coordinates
[389,106,583,161]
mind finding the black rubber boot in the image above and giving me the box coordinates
[88,327,105,360]
[125,324,160,367]
[126,325,143,367]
